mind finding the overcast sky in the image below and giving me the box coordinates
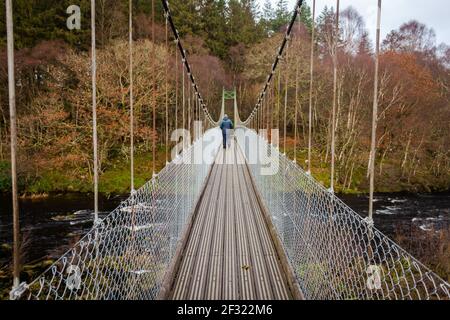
[258,0,450,46]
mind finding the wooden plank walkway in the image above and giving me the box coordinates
[170,144,293,300]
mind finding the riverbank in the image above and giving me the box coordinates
[0,148,168,196]
[283,142,450,194]
[0,144,449,196]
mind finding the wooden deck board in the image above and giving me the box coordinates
[170,144,292,300]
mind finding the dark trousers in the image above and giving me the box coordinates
[222,131,227,148]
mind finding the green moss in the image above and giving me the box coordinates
[27,170,89,194]
[99,149,167,195]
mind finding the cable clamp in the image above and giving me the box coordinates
[94,217,103,227]
[364,217,374,228]
[10,282,28,300]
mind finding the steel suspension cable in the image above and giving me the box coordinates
[188,76,191,142]
[165,14,169,164]
[152,0,156,176]
[266,87,269,136]
[127,1,137,296]
[271,80,275,133]
[91,0,99,220]
[129,0,135,192]
[182,60,186,132]
[267,85,270,134]
[277,66,281,132]
[294,34,299,162]
[6,0,21,291]
[175,40,179,154]
[369,0,382,223]
[283,39,289,154]
[308,0,316,174]
[330,0,340,193]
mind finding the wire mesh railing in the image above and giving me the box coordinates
[12,128,221,300]
[235,126,450,300]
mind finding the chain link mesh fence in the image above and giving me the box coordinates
[236,127,450,300]
[12,125,450,300]
[13,128,221,300]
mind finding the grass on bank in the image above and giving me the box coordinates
[0,147,169,196]
[0,139,449,195]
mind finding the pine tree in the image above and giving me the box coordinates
[226,0,262,46]
[170,0,203,36]
[0,0,91,50]
[262,0,274,21]
[316,6,337,56]
[261,0,274,35]
[201,0,228,58]
[271,0,290,33]
[299,3,313,33]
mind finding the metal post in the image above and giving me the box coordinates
[369,0,382,221]
[91,0,99,220]
[6,0,21,290]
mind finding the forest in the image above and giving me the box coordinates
[0,0,449,195]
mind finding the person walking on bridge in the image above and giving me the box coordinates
[220,114,234,149]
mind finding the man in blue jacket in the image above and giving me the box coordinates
[220,114,234,149]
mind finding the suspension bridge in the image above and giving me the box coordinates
[4,0,450,300]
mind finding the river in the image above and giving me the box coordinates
[0,191,449,276]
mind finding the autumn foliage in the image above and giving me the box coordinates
[0,3,449,194]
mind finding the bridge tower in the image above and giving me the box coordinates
[222,88,241,126]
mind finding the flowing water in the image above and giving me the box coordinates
[0,192,448,284]
[0,193,127,266]
[339,192,450,236]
